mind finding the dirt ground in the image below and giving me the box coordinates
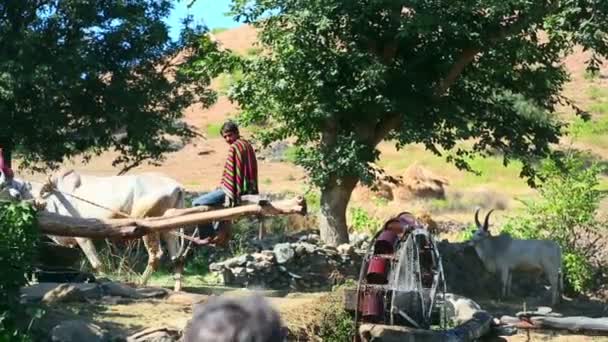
[36,286,608,341]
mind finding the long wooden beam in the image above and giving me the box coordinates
[37,196,307,239]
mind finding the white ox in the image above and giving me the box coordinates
[469,209,562,305]
[2,169,187,291]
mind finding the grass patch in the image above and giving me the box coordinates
[210,27,229,34]
[283,146,298,163]
[587,86,608,101]
[216,69,244,95]
[583,70,600,81]
[589,102,608,116]
[206,123,222,138]
[246,47,263,57]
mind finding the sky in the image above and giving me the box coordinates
[166,0,242,40]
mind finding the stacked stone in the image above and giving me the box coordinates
[209,233,371,290]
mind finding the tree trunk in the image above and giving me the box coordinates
[319,176,358,245]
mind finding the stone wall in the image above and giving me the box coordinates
[209,233,370,290]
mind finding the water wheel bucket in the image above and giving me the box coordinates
[361,291,384,321]
[383,219,404,236]
[366,256,389,284]
[374,230,398,254]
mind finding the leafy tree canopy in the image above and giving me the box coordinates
[0,0,223,172]
[188,0,608,244]
[228,0,607,184]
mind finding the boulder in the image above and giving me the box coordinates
[42,284,87,304]
[22,283,101,304]
[50,320,110,342]
[273,243,295,264]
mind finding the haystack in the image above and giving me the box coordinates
[352,164,402,202]
[399,163,449,200]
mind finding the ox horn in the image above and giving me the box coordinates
[474,208,482,229]
[483,209,494,231]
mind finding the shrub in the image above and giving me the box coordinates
[0,202,38,339]
[348,206,381,233]
[456,224,477,242]
[315,292,355,342]
[501,153,606,294]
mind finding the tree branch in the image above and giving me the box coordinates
[435,47,480,97]
[434,13,533,97]
[372,113,402,146]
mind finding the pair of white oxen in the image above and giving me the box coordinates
[0,169,189,291]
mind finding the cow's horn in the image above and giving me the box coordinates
[474,208,482,228]
[483,209,494,231]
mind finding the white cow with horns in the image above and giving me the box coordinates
[1,169,188,291]
[469,208,562,305]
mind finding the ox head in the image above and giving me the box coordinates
[468,208,494,246]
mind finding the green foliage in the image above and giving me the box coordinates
[584,70,600,81]
[563,252,592,293]
[246,47,263,57]
[0,202,38,339]
[456,224,478,242]
[0,1,224,172]
[283,146,298,164]
[316,293,355,342]
[587,86,608,101]
[569,117,608,138]
[304,190,321,213]
[222,0,608,187]
[216,68,244,95]
[501,153,607,294]
[206,123,223,138]
[348,207,381,233]
[187,0,608,242]
[211,27,229,34]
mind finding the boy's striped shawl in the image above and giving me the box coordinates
[221,139,258,205]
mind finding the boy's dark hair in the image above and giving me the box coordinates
[184,295,284,342]
[221,121,240,135]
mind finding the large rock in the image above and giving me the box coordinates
[22,283,101,304]
[42,284,87,304]
[127,327,181,342]
[50,320,110,342]
[101,282,142,299]
[273,243,295,264]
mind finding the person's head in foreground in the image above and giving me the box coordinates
[184,295,285,342]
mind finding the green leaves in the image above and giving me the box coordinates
[501,152,606,294]
[0,202,38,337]
[188,0,608,240]
[214,0,608,190]
[0,1,221,172]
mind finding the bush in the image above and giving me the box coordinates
[501,153,606,294]
[348,206,381,233]
[315,292,355,341]
[0,202,38,339]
